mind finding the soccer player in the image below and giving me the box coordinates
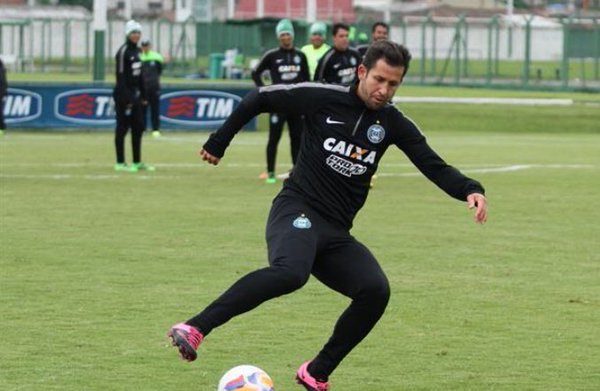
[168,41,488,391]
[313,23,362,85]
[0,58,7,135]
[356,22,390,57]
[112,20,154,172]
[252,19,310,183]
[301,22,330,80]
[140,39,164,138]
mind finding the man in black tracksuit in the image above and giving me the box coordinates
[356,22,390,57]
[168,42,488,391]
[0,58,7,134]
[140,39,164,137]
[314,23,362,85]
[112,20,153,172]
[252,18,310,183]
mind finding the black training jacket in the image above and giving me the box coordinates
[113,41,144,106]
[355,44,369,57]
[251,47,310,86]
[203,83,485,229]
[0,59,7,97]
[141,52,163,93]
[313,47,362,85]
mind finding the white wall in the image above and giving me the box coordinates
[392,23,563,61]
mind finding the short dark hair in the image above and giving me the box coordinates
[371,22,389,33]
[332,23,350,36]
[363,41,412,77]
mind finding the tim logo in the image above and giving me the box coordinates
[160,90,242,127]
[54,89,115,125]
[4,88,42,123]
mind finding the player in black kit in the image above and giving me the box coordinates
[112,20,154,172]
[168,41,488,391]
[252,19,310,183]
[356,22,390,57]
[314,23,362,85]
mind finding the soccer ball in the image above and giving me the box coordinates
[217,364,275,391]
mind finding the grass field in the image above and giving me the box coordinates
[1,98,599,390]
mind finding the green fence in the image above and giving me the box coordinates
[1,16,598,91]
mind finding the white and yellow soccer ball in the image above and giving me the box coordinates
[217,364,274,391]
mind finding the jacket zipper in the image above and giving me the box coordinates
[352,109,366,136]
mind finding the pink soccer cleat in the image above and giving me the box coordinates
[296,361,330,391]
[167,322,204,362]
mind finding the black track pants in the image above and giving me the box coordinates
[266,112,303,173]
[114,100,145,164]
[143,90,160,131]
[188,194,390,379]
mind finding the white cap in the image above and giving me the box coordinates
[125,20,142,36]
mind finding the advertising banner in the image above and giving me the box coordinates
[3,84,255,131]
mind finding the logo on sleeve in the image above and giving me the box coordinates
[293,214,312,229]
[367,124,385,144]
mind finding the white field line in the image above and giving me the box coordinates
[392,97,574,105]
[377,164,596,177]
[0,164,596,180]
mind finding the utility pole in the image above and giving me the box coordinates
[228,0,235,19]
[307,0,316,23]
[257,0,264,18]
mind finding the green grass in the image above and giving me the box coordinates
[1,101,599,390]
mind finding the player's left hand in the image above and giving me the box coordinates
[467,193,487,224]
[199,148,220,166]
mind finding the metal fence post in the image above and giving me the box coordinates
[463,17,469,77]
[431,18,437,77]
[399,17,407,46]
[486,15,499,86]
[594,17,599,80]
[47,20,53,69]
[561,16,571,88]
[454,15,465,85]
[18,23,25,72]
[507,19,513,58]
[420,14,429,84]
[85,19,91,73]
[522,15,533,87]
[107,20,113,72]
[63,19,71,73]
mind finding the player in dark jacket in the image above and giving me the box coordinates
[356,22,390,57]
[112,20,153,172]
[140,39,164,138]
[252,19,310,183]
[314,23,362,85]
[0,58,7,134]
[168,41,488,391]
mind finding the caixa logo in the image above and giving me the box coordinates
[4,88,42,123]
[54,89,115,125]
[160,90,242,127]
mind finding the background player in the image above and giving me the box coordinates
[252,19,310,183]
[314,23,362,85]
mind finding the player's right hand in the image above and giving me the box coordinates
[199,149,220,166]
